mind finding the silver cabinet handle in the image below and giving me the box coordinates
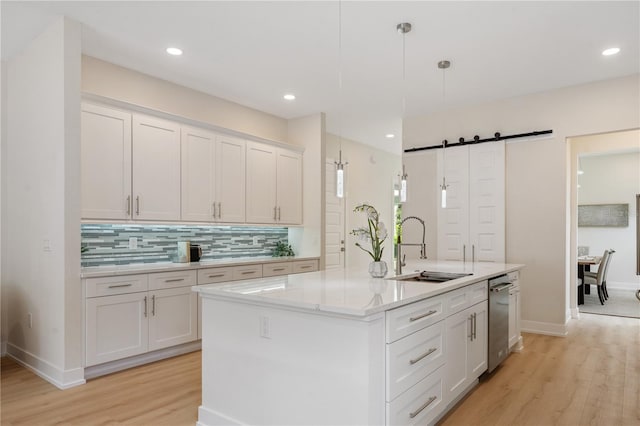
[300,265,312,269]
[278,207,281,221]
[409,310,437,322]
[126,195,131,216]
[463,244,466,263]
[409,347,437,365]
[218,202,222,219]
[469,315,473,340]
[151,295,155,316]
[273,206,277,220]
[143,296,147,317]
[472,244,475,263]
[208,273,225,278]
[136,196,140,215]
[241,271,256,275]
[108,283,132,289]
[164,278,185,283]
[212,202,217,219]
[272,268,286,272]
[473,312,477,340]
[409,396,437,419]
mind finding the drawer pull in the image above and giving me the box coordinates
[272,268,286,272]
[241,271,256,275]
[409,347,437,365]
[164,278,185,283]
[143,296,147,318]
[300,265,312,269]
[208,274,226,278]
[409,396,437,419]
[108,283,133,289]
[409,309,437,322]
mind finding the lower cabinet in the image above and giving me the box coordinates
[444,300,488,403]
[85,271,197,367]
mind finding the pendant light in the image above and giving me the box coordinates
[438,60,451,208]
[397,22,411,203]
[334,0,347,198]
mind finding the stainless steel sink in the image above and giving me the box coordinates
[393,271,473,283]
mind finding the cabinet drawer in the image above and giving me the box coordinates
[148,270,196,290]
[446,280,488,315]
[292,259,319,274]
[386,295,446,343]
[197,267,234,284]
[86,274,148,298]
[386,365,446,426]
[263,262,293,277]
[387,321,445,402]
[232,264,263,280]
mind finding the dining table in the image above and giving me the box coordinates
[577,255,602,305]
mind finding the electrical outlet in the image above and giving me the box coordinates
[129,237,138,249]
[253,236,259,246]
[27,313,33,329]
[42,239,51,252]
[259,315,270,338]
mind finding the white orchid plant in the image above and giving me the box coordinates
[350,203,387,262]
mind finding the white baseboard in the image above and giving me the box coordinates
[606,281,640,291]
[521,319,568,337]
[84,340,201,380]
[6,343,85,389]
[570,307,580,319]
[197,405,242,426]
[1,340,7,356]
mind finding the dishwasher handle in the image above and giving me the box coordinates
[490,283,513,293]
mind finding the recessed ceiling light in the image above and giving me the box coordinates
[385,134,395,139]
[283,94,296,101]
[166,47,183,56]
[602,47,620,56]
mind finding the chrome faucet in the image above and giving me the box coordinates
[396,216,427,276]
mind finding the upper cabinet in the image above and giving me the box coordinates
[181,127,246,223]
[81,102,302,225]
[132,114,181,221]
[246,141,302,224]
[81,103,132,220]
[437,142,505,262]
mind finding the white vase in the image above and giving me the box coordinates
[369,261,388,278]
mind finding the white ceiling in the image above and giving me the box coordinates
[2,1,639,154]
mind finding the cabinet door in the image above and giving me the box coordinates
[81,103,132,220]
[86,292,148,366]
[148,287,198,351]
[181,127,216,222]
[444,306,471,402]
[468,300,488,378]
[132,115,181,221]
[276,149,303,224]
[469,141,505,262]
[216,135,246,223]
[246,141,277,223]
[437,145,470,261]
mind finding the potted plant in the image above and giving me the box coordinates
[350,203,388,277]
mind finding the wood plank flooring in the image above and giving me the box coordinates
[1,313,638,425]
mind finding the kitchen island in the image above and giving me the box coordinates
[194,260,523,426]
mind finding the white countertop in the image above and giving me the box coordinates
[195,260,524,317]
[81,256,319,278]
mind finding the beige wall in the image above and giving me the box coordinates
[82,55,288,144]
[1,17,84,387]
[326,134,401,269]
[403,74,640,335]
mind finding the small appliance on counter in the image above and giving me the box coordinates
[190,244,202,262]
[176,241,190,263]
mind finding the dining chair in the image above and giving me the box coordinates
[583,249,614,304]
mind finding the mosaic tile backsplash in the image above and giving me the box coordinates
[81,224,288,267]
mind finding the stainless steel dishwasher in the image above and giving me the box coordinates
[487,274,515,373]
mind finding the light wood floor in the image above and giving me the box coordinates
[1,313,639,425]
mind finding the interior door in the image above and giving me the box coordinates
[325,159,345,269]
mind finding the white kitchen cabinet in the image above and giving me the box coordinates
[148,286,198,351]
[444,300,488,404]
[81,103,132,220]
[85,292,149,367]
[508,271,522,351]
[132,114,181,221]
[246,141,302,224]
[437,142,505,262]
[181,127,246,223]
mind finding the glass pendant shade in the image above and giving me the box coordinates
[400,178,407,203]
[441,187,447,208]
[336,165,344,198]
